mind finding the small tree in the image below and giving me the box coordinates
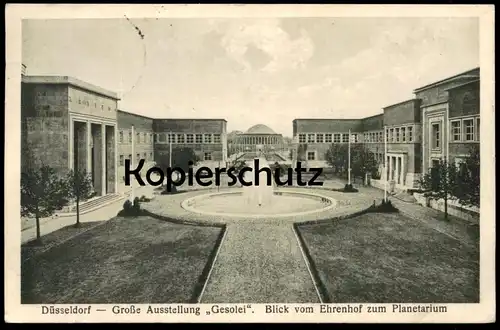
[418,158,459,220]
[21,165,68,242]
[65,169,94,227]
[456,145,480,208]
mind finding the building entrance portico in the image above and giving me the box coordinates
[69,114,117,196]
[385,153,407,188]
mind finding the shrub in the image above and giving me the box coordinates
[342,184,359,193]
[118,198,142,217]
[369,199,399,213]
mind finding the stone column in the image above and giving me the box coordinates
[395,156,400,184]
[388,155,393,181]
[101,124,106,196]
[401,156,406,186]
[114,124,118,194]
[87,121,92,173]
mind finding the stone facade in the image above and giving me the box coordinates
[415,68,480,174]
[21,75,229,198]
[292,67,480,191]
[21,76,119,196]
[153,118,228,169]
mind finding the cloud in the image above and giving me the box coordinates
[217,19,315,73]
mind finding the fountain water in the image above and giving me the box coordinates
[180,152,336,219]
[242,157,275,207]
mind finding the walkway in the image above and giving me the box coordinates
[200,223,320,303]
[21,185,153,244]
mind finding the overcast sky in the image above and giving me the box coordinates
[22,17,479,136]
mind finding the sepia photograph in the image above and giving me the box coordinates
[5,4,495,323]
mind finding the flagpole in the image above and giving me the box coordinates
[130,125,135,202]
[348,129,351,185]
[384,125,388,202]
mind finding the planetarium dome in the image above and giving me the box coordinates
[245,124,277,135]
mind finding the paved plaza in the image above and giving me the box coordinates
[21,178,479,303]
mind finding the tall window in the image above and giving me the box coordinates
[333,133,341,143]
[342,134,349,143]
[298,134,306,143]
[432,123,441,149]
[136,153,140,162]
[389,128,394,142]
[463,119,474,141]
[177,134,185,144]
[119,155,124,166]
[325,134,332,143]
[451,120,461,142]
[476,118,480,141]
[167,133,176,144]
[119,131,124,143]
[214,134,221,143]
[204,134,212,144]
[136,132,140,143]
[186,134,194,144]
[408,126,413,142]
[401,127,406,142]
[128,131,132,143]
[316,134,324,143]
[204,152,212,161]
[307,134,315,143]
[307,151,315,161]
[352,134,359,143]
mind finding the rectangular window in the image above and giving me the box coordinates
[352,134,358,143]
[119,131,124,143]
[408,126,413,142]
[401,127,406,142]
[307,134,315,143]
[325,133,332,143]
[195,134,203,144]
[119,155,124,166]
[298,134,306,143]
[177,134,185,144]
[186,134,194,144]
[451,120,461,142]
[204,152,212,161]
[342,134,349,143]
[204,134,212,144]
[214,134,221,143]
[128,131,132,143]
[432,123,441,149]
[333,133,341,143]
[168,133,176,144]
[316,134,324,143]
[388,128,393,142]
[463,119,474,141]
[307,151,315,161]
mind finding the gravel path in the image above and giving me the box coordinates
[200,223,320,303]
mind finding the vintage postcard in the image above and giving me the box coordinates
[5,4,495,323]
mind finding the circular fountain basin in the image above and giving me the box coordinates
[180,189,337,219]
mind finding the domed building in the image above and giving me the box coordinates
[229,124,285,154]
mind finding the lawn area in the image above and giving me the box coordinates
[297,212,479,303]
[21,216,224,304]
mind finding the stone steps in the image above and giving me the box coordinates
[67,193,123,214]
